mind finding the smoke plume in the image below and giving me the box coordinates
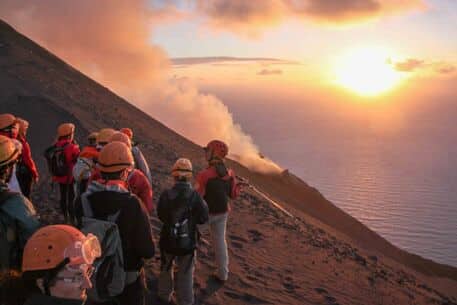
[0,0,281,173]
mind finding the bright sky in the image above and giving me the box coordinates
[0,0,455,160]
[153,0,457,61]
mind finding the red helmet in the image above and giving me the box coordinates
[205,140,228,159]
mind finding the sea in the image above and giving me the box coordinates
[214,85,457,267]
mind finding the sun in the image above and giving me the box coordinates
[333,47,402,96]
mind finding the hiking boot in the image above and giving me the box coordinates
[210,273,227,284]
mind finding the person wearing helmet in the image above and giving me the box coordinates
[196,140,241,283]
[96,128,116,150]
[0,113,19,140]
[120,127,153,187]
[157,158,208,305]
[0,135,40,272]
[109,132,154,213]
[73,132,100,197]
[88,132,154,214]
[15,118,39,199]
[0,114,24,194]
[75,141,155,305]
[0,225,101,305]
[80,132,99,160]
[50,123,80,224]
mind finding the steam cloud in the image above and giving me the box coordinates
[0,0,281,173]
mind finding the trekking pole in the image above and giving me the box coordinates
[235,175,294,218]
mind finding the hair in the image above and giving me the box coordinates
[100,170,124,180]
[58,135,72,141]
[0,270,40,305]
[174,175,190,182]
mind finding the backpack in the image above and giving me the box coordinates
[204,163,233,214]
[0,191,20,271]
[80,194,126,302]
[73,157,94,183]
[160,191,197,256]
[44,143,70,177]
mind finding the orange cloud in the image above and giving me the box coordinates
[0,0,170,91]
[0,1,281,173]
[196,0,424,36]
[390,58,456,75]
[394,58,425,72]
[436,64,456,75]
[257,69,283,75]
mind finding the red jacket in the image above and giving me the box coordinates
[79,145,99,160]
[52,139,80,184]
[90,168,154,214]
[196,164,240,214]
[17,135,39,179]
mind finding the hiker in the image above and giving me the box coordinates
[157,158,208,305]
[120,127,153,186]
[0,225,101,305]
[0,114,23,194]
[95,128,116,151]
[16,118,39,199]
[75,141,155,305]
[196,140,240,282]
[73,132,100,197]
[0,135,40,272]
[88,132,154,214]
[46,123,80,224]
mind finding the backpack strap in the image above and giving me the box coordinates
[107,210,121,223]
[81,193,94,218]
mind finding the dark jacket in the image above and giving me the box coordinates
[0,183,40,271]
[157,181,209,253]
[75,180,155,271]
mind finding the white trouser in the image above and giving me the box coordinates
[158,252,195,305]
[208,212,229,281]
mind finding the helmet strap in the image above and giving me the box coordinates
[42,258,70,296]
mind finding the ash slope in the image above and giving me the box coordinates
[1,20,456,305]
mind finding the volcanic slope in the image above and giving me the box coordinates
[1,19,457,305]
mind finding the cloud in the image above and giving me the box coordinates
[172,56,297,66]
[195,0,424,36]
[0,1,281,173]
[257,69,283,75]
[0,0,170,91]
[436,64,456,75]
[394,58,425,72]
[390,58,456,75]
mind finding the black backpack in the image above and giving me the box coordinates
[0,191,21,271]
[44,143,69,177]
[160,191,197,256]
[204,163,232,214]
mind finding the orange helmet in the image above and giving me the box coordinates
[57,123,75,137]
[120,128,133,140]
[87,132,99,141]
[110,132,132,149]
[97,141,134,173]
[22,225,101,272]
[0,135,20,167]
[0,113,17,130]
[97,128,116,145]
[172,158,193,178]
[205,140,228,159]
